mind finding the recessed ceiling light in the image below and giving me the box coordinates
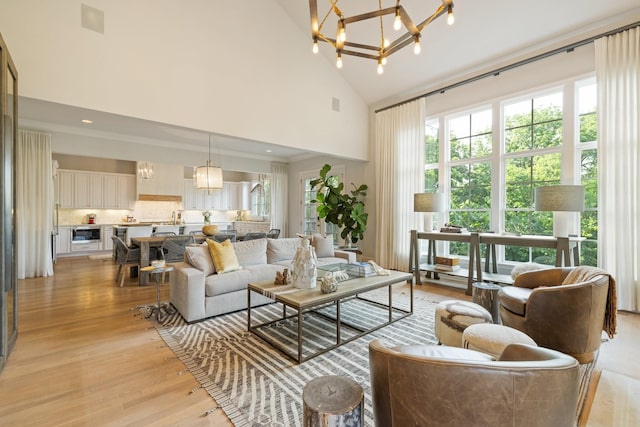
[266,149,272,153]
[81,119,93,124]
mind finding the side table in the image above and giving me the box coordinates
[303,375,364,427]
[472,281,502,324]
[140,265,176,321]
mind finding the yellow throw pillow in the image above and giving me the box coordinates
[206,238,242,274]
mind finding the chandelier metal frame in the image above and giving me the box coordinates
[309,0,454,71]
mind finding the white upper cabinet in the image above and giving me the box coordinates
[57,169,135,209]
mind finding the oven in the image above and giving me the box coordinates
[71,226,102,251]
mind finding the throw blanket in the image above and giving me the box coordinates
[563,266,617,339]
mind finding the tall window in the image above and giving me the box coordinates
[447,109,492,255]
[425,77,598,267]
[578,81,598,266]
[503,91,562,263]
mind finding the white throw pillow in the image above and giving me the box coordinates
[311,234,334,258]
[185,243,216,275]
[233,238,267,266]
[267,237,302,263]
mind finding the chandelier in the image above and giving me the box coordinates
[309,0,455,74]
[194,134,223,192]
[137,161,154,180]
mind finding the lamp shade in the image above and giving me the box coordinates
[535,185,585,212]
[414,192,444,212]
[194,163,223,190]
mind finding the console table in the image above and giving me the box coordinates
[409,230,582,295]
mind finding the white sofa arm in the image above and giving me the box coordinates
[333,250,356,263]
[170,261,206,323]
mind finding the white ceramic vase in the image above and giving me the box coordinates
[292,238,317,289]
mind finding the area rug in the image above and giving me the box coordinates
[151,288,438,426]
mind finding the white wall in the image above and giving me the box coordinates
[0,0,369,161]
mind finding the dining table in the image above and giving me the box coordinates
[131,235,205,285]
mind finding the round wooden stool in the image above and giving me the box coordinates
[303,375,364,427]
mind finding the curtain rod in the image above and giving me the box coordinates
[375,21,640,114]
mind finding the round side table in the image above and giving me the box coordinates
[303,375,364,427]
[472,281,502,324]
[140,264,175,321]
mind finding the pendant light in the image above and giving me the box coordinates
[194,134,223,192]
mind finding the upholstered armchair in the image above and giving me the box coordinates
[369,339,580,427]
[498,266,616,364]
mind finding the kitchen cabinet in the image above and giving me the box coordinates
[219,182,250,211]
[104,174,135,209]
[102,226,114,251]
[183,179,217,210]
[56,171,74,208]
[74,172,103,208]
[56,226,71,254]
[57,169,135,209]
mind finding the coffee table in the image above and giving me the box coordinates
[247,270,413,363]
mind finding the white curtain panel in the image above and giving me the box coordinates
[16,129,54,278]
[270,162,288,237]
[374,99,426,271]
[595,27,640,312]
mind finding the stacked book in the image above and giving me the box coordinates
[347,261,376,277]
[434,256,461,272]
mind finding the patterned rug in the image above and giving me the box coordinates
[151,287,438,426]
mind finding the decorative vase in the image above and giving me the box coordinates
[292,238,317,289]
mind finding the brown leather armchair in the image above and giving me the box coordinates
[498,266,615,364]
[369,339,580,427]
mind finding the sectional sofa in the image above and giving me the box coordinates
[170,237,355,322]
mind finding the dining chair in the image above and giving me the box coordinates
[243,232,267,241]
[124,225,153,246]
[158,235,195,282]
[211,233,237,243]
[267,229,281,239]
[112,235,141,287]
[153,225,180,235]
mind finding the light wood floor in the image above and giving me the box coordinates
[0,257,637,426]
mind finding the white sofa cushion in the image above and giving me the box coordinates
[233,238,268,266]
[184,243,216,275]
[205,264,282,296]
[267,237,302,263]
[311,233,334,258]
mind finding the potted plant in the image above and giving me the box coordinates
[310,164,368,246]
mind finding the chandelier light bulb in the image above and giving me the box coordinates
[377,61,384,75]
[336,52,343,69]
[381,56,387,65]
[338,21,346,42]
[312,40,319,54]
[447,6,455,25]
[414,37,421,55]
[393,10,402,31]
[383,38,390,48]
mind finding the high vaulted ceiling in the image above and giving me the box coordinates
[277,0,640,107]
[16,0,640,163]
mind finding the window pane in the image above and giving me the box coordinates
[533,92,562,122]
[424,168,438,191]
[505,99,531,127]
[505,92,562,153]
[532,120,562,149]
[581,149,598,208]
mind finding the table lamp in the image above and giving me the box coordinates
[535,185,584,237]
[414,192,444,231]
